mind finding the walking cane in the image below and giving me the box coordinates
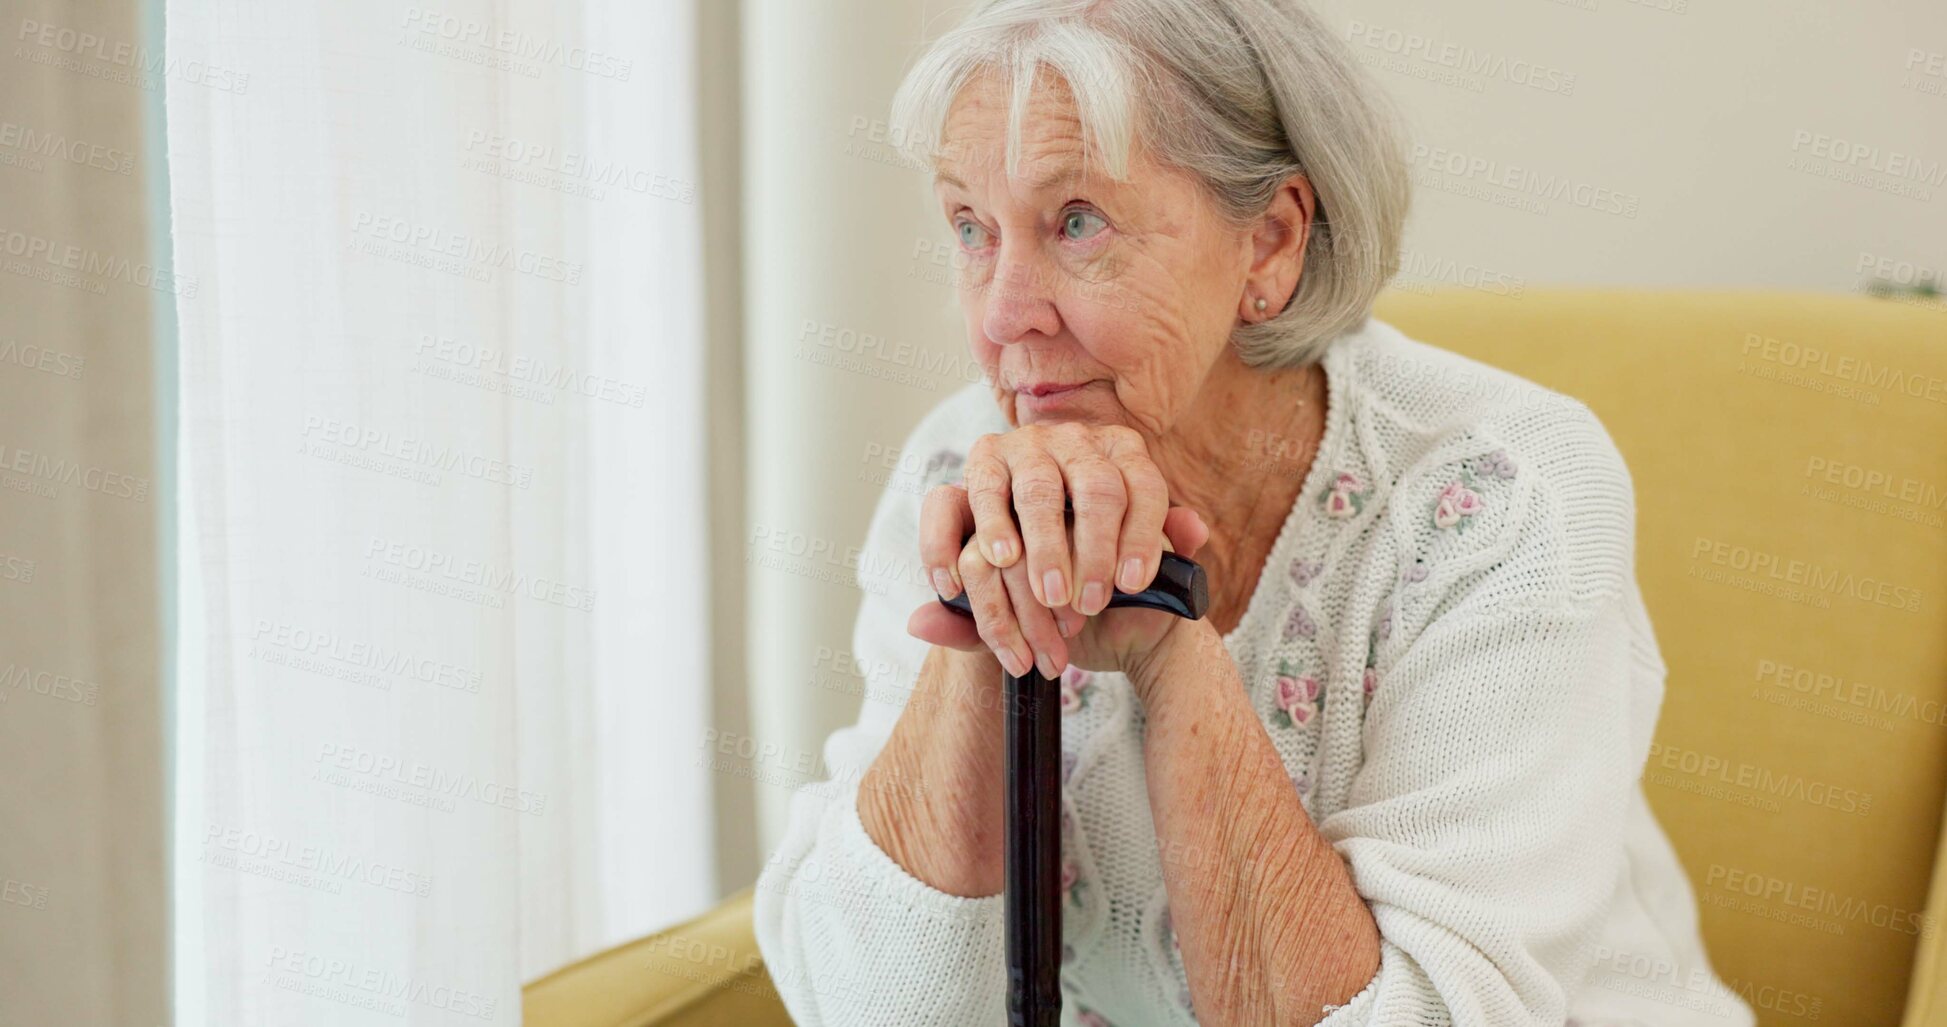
[936,534,1209,1027]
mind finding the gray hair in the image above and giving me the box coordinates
[889,0,1412,368]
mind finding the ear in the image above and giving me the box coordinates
[1237,173,1316,323]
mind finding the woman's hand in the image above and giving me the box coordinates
[907,422,1209,678]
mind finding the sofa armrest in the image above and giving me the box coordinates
[523,886,793,1027]
[1904,800,1947,1027]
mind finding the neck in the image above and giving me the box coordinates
[1146,349,1327,629]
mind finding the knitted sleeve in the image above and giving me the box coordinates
[1310,400,1646,1026]
[751,386,1007,1025]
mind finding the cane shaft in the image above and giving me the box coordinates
[1004,667,1063,1027]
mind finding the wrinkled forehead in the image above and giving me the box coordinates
[931,66,1103,196]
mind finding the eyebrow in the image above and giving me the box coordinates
[933,160,1086,193]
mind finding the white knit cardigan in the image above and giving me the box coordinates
[753,316,1756,1027]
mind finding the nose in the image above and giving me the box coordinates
[979,238,1062,348]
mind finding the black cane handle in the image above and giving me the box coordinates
[934,549,1209,620]
[934,496,1209,619]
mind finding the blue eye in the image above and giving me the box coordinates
[1061,208,1106,241]
[956,218,992,249]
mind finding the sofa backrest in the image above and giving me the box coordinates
[1374,287,1947,1026]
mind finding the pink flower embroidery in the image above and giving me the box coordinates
[1077,1009,1111,1027]
[1319,471,1367,519]
[1432,480,1484,530]
[1272,660,1322,728]
[1061,860,1086,909]
[1363,666,1378,701]
[1059,666,1094,714]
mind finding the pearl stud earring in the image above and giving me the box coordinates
[1254,297,1268,313]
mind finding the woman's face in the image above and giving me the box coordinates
[933,69,1257,437]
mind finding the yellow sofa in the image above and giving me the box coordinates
[525,289,1947,1027]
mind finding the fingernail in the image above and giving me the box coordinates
[1001,650,1029,676]
[931,568,956,598]
[990,538,1013,564]
[1042,569,1067,606]
[1080,581,1106,615]
[1058,615,1077,638]
[1037,651,1060,678]
[1118,557,1144,591]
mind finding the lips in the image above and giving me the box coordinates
[1020,381,1091,397]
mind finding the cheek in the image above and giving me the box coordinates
[1066,284,1209,432]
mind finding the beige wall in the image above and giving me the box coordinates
[0,0,168,1023]
[1305,0,1946,297]
[735,0,1947,867]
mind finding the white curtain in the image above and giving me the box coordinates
[164,2,711,1023]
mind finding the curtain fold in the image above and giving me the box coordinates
[0,1,169,1023]
[164,1,711,1021]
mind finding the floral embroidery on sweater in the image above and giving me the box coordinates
[1271,659,1323,729]
[1363,607,1392,707]
[1060,665,1096,714]
[1282,601,1317,641]
[1157,906,1194,1011]
[1061,858,1088,910]
[1076,1006,1112,1027]
[1060,805,1090,910]
[1282,559,1323,641]
[1318,470,1368,518]
[1400,556,1428,586]
[1432,448,1518,532]
[1289,557,1323,587]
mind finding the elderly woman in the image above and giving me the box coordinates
[755,2,1752,1025]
